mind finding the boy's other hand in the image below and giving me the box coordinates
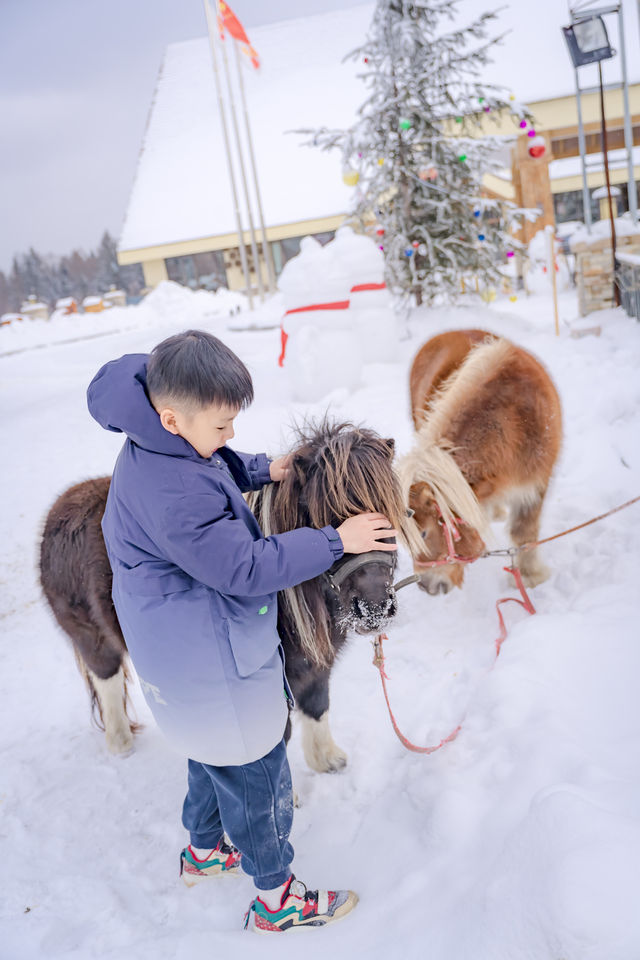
[269,456,291,482]
[335,513,398,554]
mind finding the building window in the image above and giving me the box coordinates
[554,189,599,224]
[551,124,640,159]
[554,181,639,224]
[165,251,227,290]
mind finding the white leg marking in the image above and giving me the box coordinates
[518,547,551,587]
[300,711,347,773]
[89,666,134,756]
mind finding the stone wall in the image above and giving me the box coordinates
[575,234,640,316]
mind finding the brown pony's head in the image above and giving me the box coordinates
[408,480,486,595]
[398,440,488,596]
[248,418,409,664]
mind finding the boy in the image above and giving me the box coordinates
[87,329,398,933]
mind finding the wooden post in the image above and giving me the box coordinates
[545,224,560,336]
[598,60,620,307]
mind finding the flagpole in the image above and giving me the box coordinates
[202,0,253,308]
[216,2,265,302]
[233,39,277,293]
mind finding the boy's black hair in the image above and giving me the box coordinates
[146,329,254,411]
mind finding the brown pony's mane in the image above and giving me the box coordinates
[247,418,410,666]
[398,341,510,550]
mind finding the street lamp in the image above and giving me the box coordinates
[562,16,614,67]
[562,15,620,306]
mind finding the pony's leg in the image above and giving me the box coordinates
[297,671,347,774]
[508,488,551,587]
[72,625,135,755]
[87,665,134,756]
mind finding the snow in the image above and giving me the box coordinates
[2,263,640,958]
[617,250,640,266]
[567,213,640,250]
[549,146,640,183]
[278,228,399,397]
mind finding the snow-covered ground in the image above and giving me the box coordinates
[1,275,639,960]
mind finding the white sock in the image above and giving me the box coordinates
[257,877,291,910]
[190,844,216,861]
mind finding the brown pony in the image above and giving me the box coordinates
[399,329,562,595]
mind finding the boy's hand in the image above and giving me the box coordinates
[269,455,291,482]
[335,513,398,554]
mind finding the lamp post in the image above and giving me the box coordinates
[562,14,621,306]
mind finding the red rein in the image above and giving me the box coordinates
[372,566,536,755]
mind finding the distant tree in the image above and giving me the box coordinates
[0,270,9,316]
[95,231,121,292]
[1,232,145,316]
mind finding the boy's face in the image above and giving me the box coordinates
[158,401,239,459]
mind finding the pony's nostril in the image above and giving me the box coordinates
[352,597,366,619]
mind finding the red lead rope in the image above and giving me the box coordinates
[372,566,536,755]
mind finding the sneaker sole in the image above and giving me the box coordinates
[249,891,359,933]
[182,867,241,887]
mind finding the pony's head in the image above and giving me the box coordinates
[407,481,486,594]
[399,440,488,596]
[249,419,409,664]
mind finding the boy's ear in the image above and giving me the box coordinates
[158,407,180,435]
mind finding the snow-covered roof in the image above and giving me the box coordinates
[119,6,373,253]
[550,146,640,182]
[119,1,640,254]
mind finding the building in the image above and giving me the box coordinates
[117,2,640,291]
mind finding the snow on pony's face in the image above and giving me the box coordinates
[158,401,239,459]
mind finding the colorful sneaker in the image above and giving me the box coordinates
[244,875,358,932]
[180,837,242,886]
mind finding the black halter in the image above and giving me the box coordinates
[325,550,397,594]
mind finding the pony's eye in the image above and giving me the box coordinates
[420,530,427,539]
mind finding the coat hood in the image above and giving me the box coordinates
[87,353,199,459]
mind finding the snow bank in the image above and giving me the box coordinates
[0,281,248,356]
[567,213,640,251]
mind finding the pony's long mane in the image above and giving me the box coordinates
[398,340,512,551]
[247,419,410,666]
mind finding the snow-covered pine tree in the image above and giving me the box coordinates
[303,0,527,304]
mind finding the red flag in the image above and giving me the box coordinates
[217,1,260,69]
[218,1,250,44]
[240,42,260,69]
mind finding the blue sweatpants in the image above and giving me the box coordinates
[181,738,294,890]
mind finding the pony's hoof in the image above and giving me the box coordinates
[519,563,550,588]
[318,747,348,774]
[105,729,135,756]
[305,743,348,774]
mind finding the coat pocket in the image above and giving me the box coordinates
[116,566,193,596]
[223,595,280,678]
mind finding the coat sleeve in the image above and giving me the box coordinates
[155,491,344,596]
[232,451,272,491]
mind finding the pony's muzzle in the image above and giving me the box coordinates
[351,591,398,633]
[417,574,452,596]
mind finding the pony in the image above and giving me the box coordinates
[40,420,409,772]
[399,329,562,595]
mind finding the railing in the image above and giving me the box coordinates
[615,251,640,320]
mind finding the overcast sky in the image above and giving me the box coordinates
[0,0,349,272]
[1,0,638,273]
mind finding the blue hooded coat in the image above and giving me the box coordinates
[87,354,344,765]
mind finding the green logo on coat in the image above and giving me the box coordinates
[258,605,268,615]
